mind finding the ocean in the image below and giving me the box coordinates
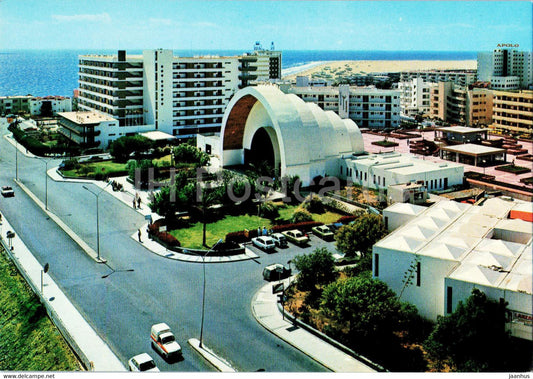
[0,49,477,97]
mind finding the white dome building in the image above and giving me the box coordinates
[220,85,364,185]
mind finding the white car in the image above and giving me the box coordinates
[252,236,276,252]
[128,353,159,372]
[1,186,14,197]
[151,323,182,359]
[270,233,288,248]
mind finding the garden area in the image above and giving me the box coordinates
[495,164,531,175]
[371,139,399,148]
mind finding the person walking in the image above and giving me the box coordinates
[137,196,141,209]
[137,229,142,243]
[132,199,136,209]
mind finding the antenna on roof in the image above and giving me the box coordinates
[271,41,275,50]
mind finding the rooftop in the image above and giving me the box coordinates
[435,126,488,134]
[140,131,176,141]
[58,111,116,124]
[440,143,506,156]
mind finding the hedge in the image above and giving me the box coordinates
[225,221,323,243]
[147,220,181,249]
[336,215,358,224]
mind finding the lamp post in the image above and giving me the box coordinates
[15,139,18,181]
[199,238,223,349]
[83,182,111,262]
[36,157,49,210]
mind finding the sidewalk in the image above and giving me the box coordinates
[252,279,379,373]
[0,212,125,371]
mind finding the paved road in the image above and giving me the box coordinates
[0,120,328,372]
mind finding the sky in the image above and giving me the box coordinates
[0,1,531,51]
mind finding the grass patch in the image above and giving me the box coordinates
[170,204,344,248]
[61,161,128,178]
[495,165,531,175]
[372,140,399,147]
[0,247,80,371]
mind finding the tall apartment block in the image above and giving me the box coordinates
[279,82,401,129]
[478,49,533,90]
[77,47,281,140]
[491,90,533,134]
[397,77,434,117]
[399,70,477,87]
[429,82,493,127]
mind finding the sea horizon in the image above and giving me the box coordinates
[0,49,479,97]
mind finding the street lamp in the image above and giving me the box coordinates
[36,157,50,210]
[199,238,223,349]
[15,139,18,181]
[83,182,111,262]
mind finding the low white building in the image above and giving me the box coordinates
[58,111,153,149]
[29,96,72,116]
[373,197,532,340]
[340,152,464,192]
[382,202,427,231]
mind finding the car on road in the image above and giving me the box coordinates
[312,225,334,241]
[282,229,309,246]
[263,263,291,281]
[270,233,288,248]
[1,186,14,197]
[151,323,182,359]
[327,222,343,233]
[128,353,159,372]
[251,236,276,252]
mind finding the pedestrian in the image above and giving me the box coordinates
[132,199,136,209]
[257,227,261,237]
[137,228,142,243]
[262,226,267,236]
[137,196,141,209]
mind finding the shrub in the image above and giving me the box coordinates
[291,207,313,224]
[258,201,279,219]
[302,194,326,214]
[60,158,80,171]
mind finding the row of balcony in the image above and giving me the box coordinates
[172,81,224,89]
[172,62,224,70]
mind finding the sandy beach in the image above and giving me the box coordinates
[283,60,477,80]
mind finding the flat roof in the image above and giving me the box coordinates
[140,131,176,141]
[440,143,506,156]
[436,126,487,134]
[58,111,116,124]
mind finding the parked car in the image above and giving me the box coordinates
[252,236,276,252]
[263,263,291,281]
[1,186,14,197]
[282,229,309,246]
[312,225,334,241]
[128,353,159,372]
[270,233,288,248]
[327,222,343,233]
[150,323,182,359]
[332,251,361,266]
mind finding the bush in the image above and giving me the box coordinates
[60,158,80,171]
[147,220,181,248]
[291,207,313,224]
[302,194,325,214]
[258,201,279,219]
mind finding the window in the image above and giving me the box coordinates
[374,254,379,277]
[446,286,453,313]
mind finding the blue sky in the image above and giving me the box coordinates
[1,1,531,51]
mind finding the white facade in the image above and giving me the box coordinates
[373,198,532,340]
[399,70,477,86]
[398,77,434,116]
[78,48,282,140]
[382,202,427,231]
[220,85,364,186]
[280,82,401,129]
[478,49,533,90]
[29,96,72,116]
[340,152,464,192]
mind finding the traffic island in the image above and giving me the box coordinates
[187,338,236,372]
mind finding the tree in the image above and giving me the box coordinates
[173,143,210,167]
[291,207,313,224]
[335,213,387,257]
[109,135,153,162]
[424,289,514,372]
[293,248,337,293]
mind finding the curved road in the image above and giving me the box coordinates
[0,120,328,372]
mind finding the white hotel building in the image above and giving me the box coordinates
[75,48,281,145]
[278,82,401,129]
[478,49,533,90]
[374,198,532,340]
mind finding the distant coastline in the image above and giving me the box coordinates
[282,59,478,79]
[0,50,478,97]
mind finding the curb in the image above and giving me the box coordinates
[14,179,106,264]
[187,338,236,372]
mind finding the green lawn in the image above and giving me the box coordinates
[170,204,343,249]
[0,248,80,371]
[61,161,128,178]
